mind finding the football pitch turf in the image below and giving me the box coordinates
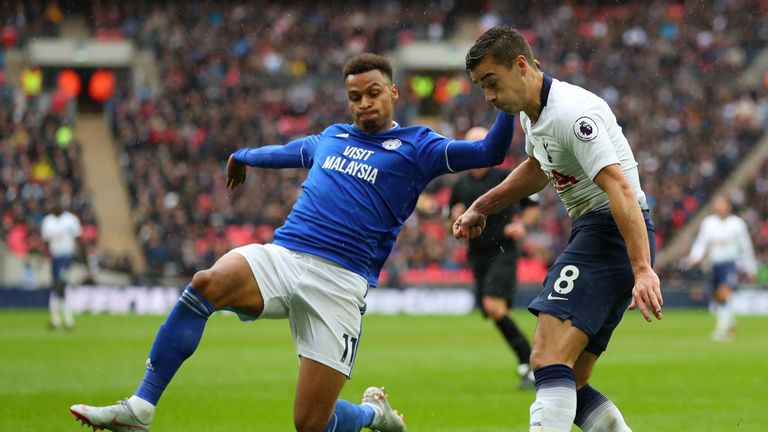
[1,309,766,431]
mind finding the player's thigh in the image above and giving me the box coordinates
[192,244,297,320]
[530,313,589,369]
[573,351,599,389]
[190,250,265,315]
[294,357,348,432]
[290,255,367,378]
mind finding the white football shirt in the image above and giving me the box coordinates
[522,76,647,219]
[689,214,757,274]
[41,211,82,257]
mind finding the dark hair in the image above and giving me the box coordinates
[343,53,393,81]
[465,26,535,72]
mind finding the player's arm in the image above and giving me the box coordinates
[737,220,758,279]
[454,156,548,240]
[594,163,662,322]
[227,135,318,190]
[687,219,709,268]
[444,112,516,171]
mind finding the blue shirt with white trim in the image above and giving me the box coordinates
[231,112,515,280]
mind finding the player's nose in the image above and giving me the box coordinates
[483,89,496,104]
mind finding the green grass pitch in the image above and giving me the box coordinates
[1,309,767,431]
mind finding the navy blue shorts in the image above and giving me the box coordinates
[52,256,73,284]
[528,209,656,355]
[712,261,737,291]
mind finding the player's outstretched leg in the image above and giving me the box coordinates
[70,284,215,431]
[574,384,632,432]
[361,387,406,432]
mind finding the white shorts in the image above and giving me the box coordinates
[230,243,368,377]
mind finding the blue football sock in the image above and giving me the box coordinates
[135,285,214,405]
[325,400,376,432]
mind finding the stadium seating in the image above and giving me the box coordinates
[94,1,768,282]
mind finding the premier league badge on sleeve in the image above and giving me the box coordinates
[573,117,598,141]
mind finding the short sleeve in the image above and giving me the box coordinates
[563,114,619,180]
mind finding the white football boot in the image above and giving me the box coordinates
[361,386,406,432]
[70,399,150,431]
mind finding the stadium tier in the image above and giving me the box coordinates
[1,0,767,286]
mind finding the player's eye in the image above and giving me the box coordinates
[348,94,361,102]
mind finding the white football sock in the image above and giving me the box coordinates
[49,294,62,328]
[128,395,156,424]
[62,294,75,328]
[715,301,732,335]
[578,398,632,432]
[530,383,576,431]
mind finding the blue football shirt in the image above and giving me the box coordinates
[231,112,515,280]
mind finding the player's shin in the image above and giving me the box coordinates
[574,385,631,432]
[529,364,577,432]
[132,285,215,420]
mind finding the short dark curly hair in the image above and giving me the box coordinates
[465,26,535,72]
[343,53,393,82]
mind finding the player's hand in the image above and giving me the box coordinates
[226,154,247,190]
[504,221,526,239]
[628,267,663,322]
[453,208,487,240]
[450,203,467,221]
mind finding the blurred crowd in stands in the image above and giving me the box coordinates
[2,0,768,287]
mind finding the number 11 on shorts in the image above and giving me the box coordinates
[341,333,358,366]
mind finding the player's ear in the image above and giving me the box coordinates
[391,84,399,102]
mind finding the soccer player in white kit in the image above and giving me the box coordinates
[41,201,84,330]
[688,194,757,341]
[454,26,663,432]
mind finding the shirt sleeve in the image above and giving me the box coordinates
[525,137,534,157]
[737,219,758,275]
[41,217,51,241]
[418,112,516,178]
[69,214,83,238]
[689,218,710,263]
[231,134,321,169]
[563,113,620,180]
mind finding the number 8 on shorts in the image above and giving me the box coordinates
[553,265,580,295]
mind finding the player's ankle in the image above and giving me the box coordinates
[128,395,155,424]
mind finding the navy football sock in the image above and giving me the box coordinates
[135,285,214,405]
[325,400,376,432]
[494,315,532,364]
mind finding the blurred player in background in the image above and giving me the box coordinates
[41,200,84,331]
[71,53,517,432]
[448,126,538,389]
[454,26,662,432]
[687,194,757,342]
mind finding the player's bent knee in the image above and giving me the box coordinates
[482,297,508,320]
[190,268,229,308]
[191,269,214,295]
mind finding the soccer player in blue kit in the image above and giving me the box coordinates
[71,53,517,432]
[453,27,663,432]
